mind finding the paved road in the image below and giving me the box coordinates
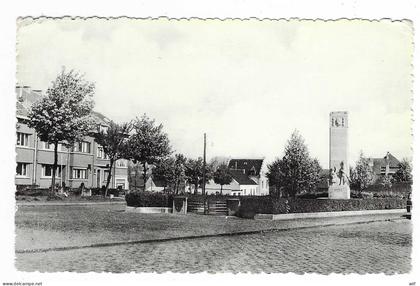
[16,219,411,273]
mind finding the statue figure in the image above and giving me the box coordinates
[338,161,346,185]
[329,167,339,186]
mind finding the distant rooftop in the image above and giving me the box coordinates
[228,158,264,176]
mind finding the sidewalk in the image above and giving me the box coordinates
[16,202,407,253]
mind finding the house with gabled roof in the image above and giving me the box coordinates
[368,152,401,183]
[228,158,269,195]
[145,177,167,192]
[201,158,269,196]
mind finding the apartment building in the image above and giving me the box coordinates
[15,86,129,189]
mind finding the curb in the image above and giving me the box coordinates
[16,215,407,254]
[17,201,126,207]
[255,209,407,220]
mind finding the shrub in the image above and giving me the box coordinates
[16,184,39,192]
[15,188,49,197]
[125,191,174,207]
[361,183,411,198]
[108,188,125,197]
[239,196,274,214]
[90,188,104,196]
[297,192,328,199]
[236,197,406,216]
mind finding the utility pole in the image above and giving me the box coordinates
[202,133,206,195]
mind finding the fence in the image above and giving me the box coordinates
[187,196,239,215]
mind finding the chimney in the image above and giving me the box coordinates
[16,86,23,101]
[385,152,390,175]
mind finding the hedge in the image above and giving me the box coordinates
[16,187,125,197]
[236,196,407,218]
[15,188,50,197]
[90,188,125,197]
[124,191,406,218]
[357,183,411,199]
[125,191,174,207]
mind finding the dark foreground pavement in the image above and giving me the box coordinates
[16,219,411,273]
[15,203,411,273]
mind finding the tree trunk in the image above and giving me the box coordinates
[105,158,114,197]
[51,142,58,196]
[134,164,138,191]
[194,180,198,195]
[142,162,147,191]
[220,184,223,195]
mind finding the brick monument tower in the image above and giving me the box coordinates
[328,111,350,199]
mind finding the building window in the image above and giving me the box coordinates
[97,146,104,158]
[73,142,91,153]
[116,179,126,189]
[116,159,127,168]
[99,125,108,133]
[16,132,30,147]
[96,146,110,159]
[16,163,29,177]
[43,141,53,150]
[72,168,87,179]
[42,141,65,151]
[42,164,61,178]
[104,170,111,179]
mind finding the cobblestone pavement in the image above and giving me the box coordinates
[16,219,411,274]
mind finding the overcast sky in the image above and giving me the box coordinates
[16,18,413,168]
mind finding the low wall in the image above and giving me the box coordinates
[255,209,406,220]
[126,206,172,214]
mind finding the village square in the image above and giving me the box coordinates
[11,18,413,274]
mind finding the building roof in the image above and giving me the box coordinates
[320,169,330,177]
[16,86,109,125]
[91,111,110,125]
[369,152,400,174]
[152,179,167,188]
[228,159,264,176]
[229,169,258,185]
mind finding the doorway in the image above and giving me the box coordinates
[96,169,101,187]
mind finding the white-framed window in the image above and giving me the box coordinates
[71,168,88,179]
[97,146,104,158]
[99,125,108,133]
[96,146,110,159]
[16,162,29,177]
[42,141,65,151]
[116,159,127,168]
[41,164,61,178]
[116,179,126,189]
[73,142,91,153]
[43,141,53,150]
[16,132,30,147]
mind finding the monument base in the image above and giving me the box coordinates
[328,185,350,200]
